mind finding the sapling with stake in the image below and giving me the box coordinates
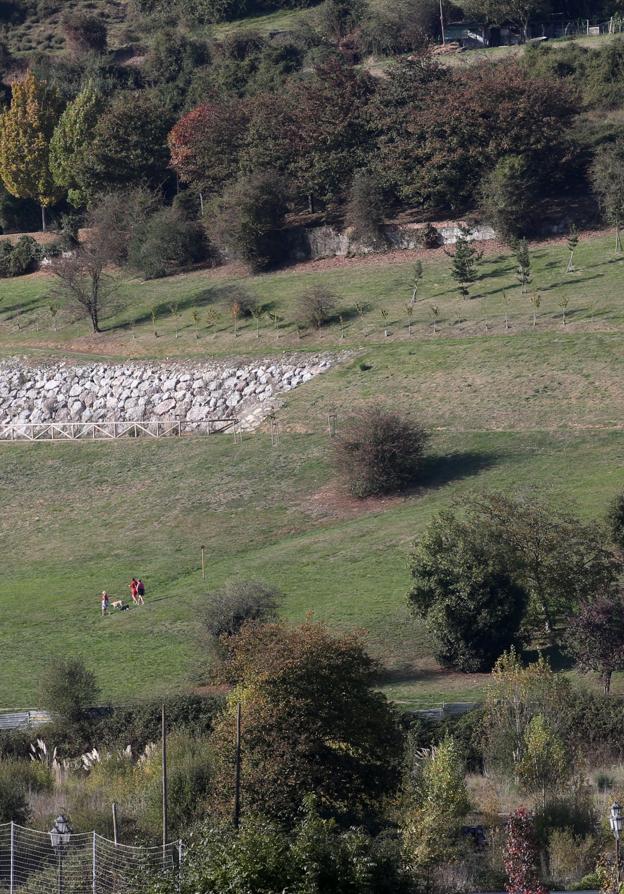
[251,305,264,338]
[529,291,541,328]
[406,303,414,336]
[49,302,59,331]
[192,308,201,339]
[503,291,510,331]
[151,306,158,337]
[231,301,241,337]
[380,307,389,337]
[339,314,345,340]
[558,295,570,326]
[515,239,532,295]
[430,303,440,334]
[566,225,579,273]
[169,301,181,338]
[410,260,423,306]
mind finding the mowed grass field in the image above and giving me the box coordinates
[2,232,624,710]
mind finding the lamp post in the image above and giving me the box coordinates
[49,815,72,894]
[610,802,623,886]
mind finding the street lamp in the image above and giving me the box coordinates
[610,802,622,885]
[49,815,72,894]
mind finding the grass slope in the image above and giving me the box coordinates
[2,232,624,710]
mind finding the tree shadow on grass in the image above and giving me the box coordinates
[414,449,503,494]
[523,643,574,672]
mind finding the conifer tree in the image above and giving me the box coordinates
[0,72,63,230]
[515,238,532,294]
[49,81,103,208]
[445,226,482,299]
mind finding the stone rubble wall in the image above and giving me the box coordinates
[0,355,334,432]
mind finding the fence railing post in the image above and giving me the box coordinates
[9,821,14,894]
[92,831,97,894]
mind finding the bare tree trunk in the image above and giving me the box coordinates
[617,223,622,253]
[604,671,612,695]
[41,205,46,232]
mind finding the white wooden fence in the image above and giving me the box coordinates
[0,419,237,441]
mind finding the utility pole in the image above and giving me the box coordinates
[439,0,446,44]
[233,702,242,829]
[162,704,168,857]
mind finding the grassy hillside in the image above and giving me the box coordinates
[2,231,624,711]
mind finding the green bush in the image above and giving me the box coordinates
[96,694,222,751]
[202,579,280,639]
[0,766,30,824]
[0,235,40,277]
[129,207,209,279]
[210,172,288,273]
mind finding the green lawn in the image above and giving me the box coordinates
[1,232,623,361]
[2,232,624,710]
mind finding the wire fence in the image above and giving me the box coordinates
[0,824,182,894]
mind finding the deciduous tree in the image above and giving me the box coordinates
[590,141,624,253]
[504,808,548,894]
[209,620,403,827]
[567,591,624,694]
[49,81,103,208]
[402,738,470,872]
[409,513,527,672]
[0,71,63,230]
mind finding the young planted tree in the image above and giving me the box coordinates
[515,238,532,294]
[567,592,624,694]
[566,225,579,273]
[529,291,541,328]
[517,714,569,807]
[445,226,482,299]
[591,142,624,253]
[0,72,63,230]
[429,303,439,334]
[402,738,470,873]
[558,295,569,326]
[410,260,423,306]
[380,307,389,337]
[503,291,511,330]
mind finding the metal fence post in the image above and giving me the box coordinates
[9,821,14,894]
[92,831,96,894]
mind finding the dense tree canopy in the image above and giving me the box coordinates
[209,620,404,827]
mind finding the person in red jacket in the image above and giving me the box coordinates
[129,578,139,604]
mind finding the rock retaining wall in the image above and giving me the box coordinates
[0,356,334,432]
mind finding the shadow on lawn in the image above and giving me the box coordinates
[416,449,502,493]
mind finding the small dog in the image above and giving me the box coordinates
[111,599,129,611]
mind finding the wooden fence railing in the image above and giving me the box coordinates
[0,418,237,441]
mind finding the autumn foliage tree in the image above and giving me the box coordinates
[168,100,249,200]
[209,619,403,827]
[0,71,63,230]
[503,808,548,894]
[567,591,624,694]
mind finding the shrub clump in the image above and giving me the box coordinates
[202,579,281,639]
[295,285,337,329]
[334,405,429,498]
[0,235,40,277]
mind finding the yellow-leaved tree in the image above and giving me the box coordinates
[0,71,63,230]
